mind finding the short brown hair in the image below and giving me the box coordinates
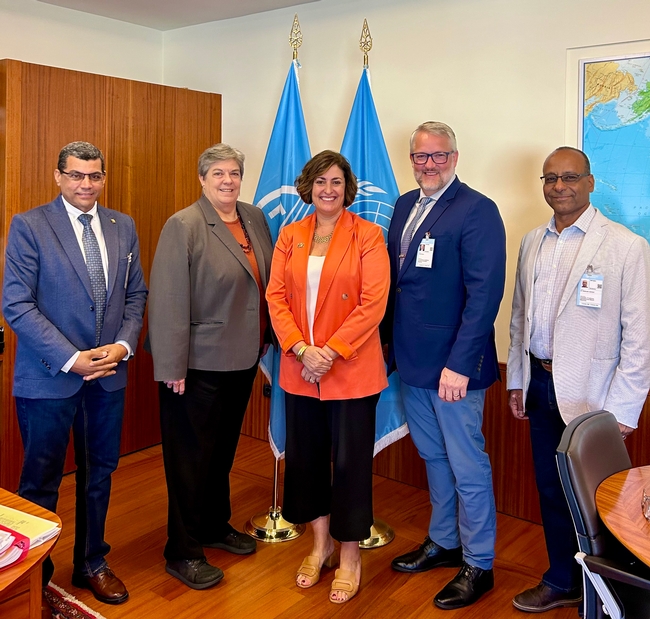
[295,150,357,207]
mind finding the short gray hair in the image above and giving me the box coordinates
[410,121,457,152]
[58,141,105,172]
[198,144,245,178]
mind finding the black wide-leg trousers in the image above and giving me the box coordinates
[283,392,379,542]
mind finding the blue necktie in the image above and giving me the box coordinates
[399,197,432,269]
[78,214,106,346]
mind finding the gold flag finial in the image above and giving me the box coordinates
[360,18,373,67]
[289,14,303,60]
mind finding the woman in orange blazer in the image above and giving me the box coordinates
[266,150,389,604]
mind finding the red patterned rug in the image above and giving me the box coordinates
[44,583,107,619]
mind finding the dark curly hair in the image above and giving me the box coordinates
[295,150,357,207]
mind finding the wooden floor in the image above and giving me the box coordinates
[5,436,580,618]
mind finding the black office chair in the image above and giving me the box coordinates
[556,410,650,619]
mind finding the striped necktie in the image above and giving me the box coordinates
[78,214,106,346]
[399,196,432,269]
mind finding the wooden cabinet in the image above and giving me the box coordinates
[0,59,222,490]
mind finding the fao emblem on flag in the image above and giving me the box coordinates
[349,180,395,237]
[256,185,312,238]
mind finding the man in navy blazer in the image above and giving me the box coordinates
[384,122,506,610]
[2,142,147,605]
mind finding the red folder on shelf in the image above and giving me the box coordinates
[0,523,30,571]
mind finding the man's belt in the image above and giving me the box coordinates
[530,353,552,373]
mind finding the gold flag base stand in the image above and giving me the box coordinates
[359,518,394,549]
[245,507,305,543]
[245,457,305,543]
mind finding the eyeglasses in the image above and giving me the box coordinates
[540,173,589,185]
[410,152,454,165]
[59,170,105,183]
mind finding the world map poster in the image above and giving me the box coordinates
[580,53,650,242]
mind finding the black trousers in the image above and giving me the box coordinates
[526,361,581,592]
[283,392,379,542]
[159,364,258,561]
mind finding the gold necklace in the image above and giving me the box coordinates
[313,230,333,243]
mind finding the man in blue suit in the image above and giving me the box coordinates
[384,122,506,610]
[2,142,147,606]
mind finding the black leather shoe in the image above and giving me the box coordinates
[434,562,494,609]
[165,558,224,590]
[203,527,257,555]
[513,582,582,612]
[391,536,463,573]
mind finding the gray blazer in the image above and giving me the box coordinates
[148,195,273,380]
[507,208,650,428]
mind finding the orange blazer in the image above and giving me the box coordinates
[266,209,390,400]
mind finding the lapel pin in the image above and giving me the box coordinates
[110,218,116,224]
[342,293,349,300]
[297,243,304,248]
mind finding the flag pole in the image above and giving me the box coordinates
[355,18,395,549]
[244,450,305,542]
[245,15,307,543]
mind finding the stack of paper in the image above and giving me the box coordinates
[0,504,60,548]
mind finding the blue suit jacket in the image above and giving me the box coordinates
[2,195,148,398]
[382,177,506,391]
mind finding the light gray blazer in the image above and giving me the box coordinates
[148,196,273,380]
[507,208,650,428]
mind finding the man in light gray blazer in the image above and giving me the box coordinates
[507,146,650,613]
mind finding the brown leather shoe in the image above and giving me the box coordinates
[72,566,129,604]
[513,582,582,612]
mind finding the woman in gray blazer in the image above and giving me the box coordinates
[148,144,274,590]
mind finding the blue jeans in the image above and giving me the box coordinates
[401,383,496,570]
[16,382,125,579]
[525,362,581,592]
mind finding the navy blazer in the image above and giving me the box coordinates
[382,177,506,391]
[2,195,148,398]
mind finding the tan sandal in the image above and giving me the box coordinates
[330,568,360,603]
[296,551,339,589]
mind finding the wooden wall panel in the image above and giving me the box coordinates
[174,88,222,211]
[0,60,222,490]
[19,64,108,212]
[0,60,23,490]
[241,370,271,441]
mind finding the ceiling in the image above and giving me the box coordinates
[37,0,320,31]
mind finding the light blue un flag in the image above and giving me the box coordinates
[341,67,409,455]
[254,60,312,458]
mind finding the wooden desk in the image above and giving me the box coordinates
[0,488,61,619]
[596,466,650,567]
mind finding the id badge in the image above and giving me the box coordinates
[416,235,435,268]
[577,269,603,308]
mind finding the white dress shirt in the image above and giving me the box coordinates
[529,205,596,360]
[61,197,132,372]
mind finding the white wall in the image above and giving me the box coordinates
[0,0,162,82]
[162,0,650,358]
